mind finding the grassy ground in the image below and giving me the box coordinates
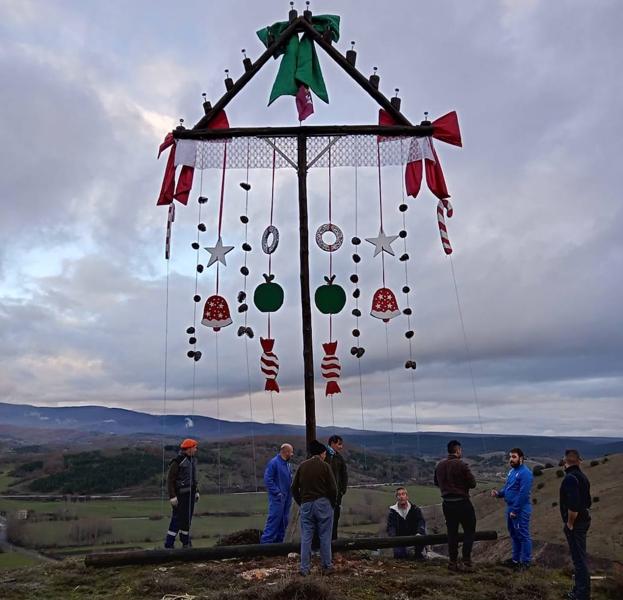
[0,552,39,569]
[0,554,620,600]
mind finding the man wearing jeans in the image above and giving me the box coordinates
[291,439,338,576]
[560,449,592,600]
[434,439,477,571]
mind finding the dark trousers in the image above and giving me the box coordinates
[331,496,342,540]
[164,493,195,548]
[442,498,476,562]
[564,521,590,600]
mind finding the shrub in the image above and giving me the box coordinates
[552,501,558,507]
[544,462,554,469]
[602,457,609,463]
[556,469,564,478]
[533,466,544,476]
[590,460,599,467]
[537,482,545,490]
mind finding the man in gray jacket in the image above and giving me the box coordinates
[325,435,348,540]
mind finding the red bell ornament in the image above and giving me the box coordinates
[201,295,233,330]
[370,287,400,322]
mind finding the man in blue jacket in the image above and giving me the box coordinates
[260,443,294,544]
[491,447,534,570]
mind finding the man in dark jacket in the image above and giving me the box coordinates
[260,443,294,544]
[434,439,477,571]
[325,435,348,540]
[560,449,592,600]
[386,486,427,560]
[164,438,200,548]
[491,447,534,570]
[291,439,338,576]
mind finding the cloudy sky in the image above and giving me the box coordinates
[1,0,621,437]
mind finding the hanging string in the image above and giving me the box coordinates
[191,168,205,419]
[353,161,367,470]
[376,141,386,287]
[328,143,335,426]
[399,142,421,459]
[242,139,258,491]
[215,143,228,294]
[449,256,487,452]
[160,253,171,517]
[384,322,397,483]
[267,144,277,423]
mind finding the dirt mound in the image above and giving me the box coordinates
[216,528,262,546]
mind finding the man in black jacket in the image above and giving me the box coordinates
[560,449,592,600]
[164,438,200,548]
[386,487,427,559]
[434,439,477,571]
[325,435,348,540]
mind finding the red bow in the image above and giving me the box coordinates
[156,111,230,206]
[378,109,461,200]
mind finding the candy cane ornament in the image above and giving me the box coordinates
[437,198,454,255]
[321,341,341,396]
[260,337,280,393]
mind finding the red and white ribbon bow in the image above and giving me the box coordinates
[321,341,341,396]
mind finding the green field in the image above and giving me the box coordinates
[0,551,40,569]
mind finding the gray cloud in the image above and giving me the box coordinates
[0,0,621,437]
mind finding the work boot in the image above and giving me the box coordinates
[321,566,335,576]
[461,560,474,572]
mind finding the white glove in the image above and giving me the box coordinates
[170,496,178,507]
[195,492,200,502]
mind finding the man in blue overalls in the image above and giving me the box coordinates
[491,447,534,570]
[260,443,294,543]
[164,438,199,548]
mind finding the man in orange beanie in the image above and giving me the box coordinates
[164,438,199,548]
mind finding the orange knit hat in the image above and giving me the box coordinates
[180,438,198,449]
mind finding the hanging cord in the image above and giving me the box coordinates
[384,322,397,483]
[160,252,171,517]
[242,140,258,491]
[328,144,335,426]
[267,145,277,424]
[399,142,421,459]
[353,162,367,470]
[449,256,487,452]
[376,141,386,287]
[191,169,205,420]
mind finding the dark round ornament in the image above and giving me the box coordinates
[399,230,407,238]
[352,254,361,263]
[402,286,410,294]
[240,215,249,224]
[399,253,409,262]
[350,346,358,356]
[198,196,208,204]
[353,288,360,299]
[356,347,365,358]
[197,265,204,273]
[237,291,246,303]
[238,303,248,313]
[191,242,200,250]
[239,182,251,191]
[194,351,202,361]
[186,326,195,334]
[314,275,347,315]
[187,350,195,358]
[193,294,201,302]
[351,236,361,245]
[352,328,360,337]
[405,330,415,339]
[399,203,408,212]
[350,274,359,284]
[352,308,361,317]
[198,223,206,232]
[403,308,412,316]
[242,242,252,252]
[253,274,285,313]
[240,266,249,276]
[189,336,197,344]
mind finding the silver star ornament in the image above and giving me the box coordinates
[204,236,234,267]
[365,227,399,257]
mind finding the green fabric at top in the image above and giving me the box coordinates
[256,14,340,105]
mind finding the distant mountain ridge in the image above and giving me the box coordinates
[1,401,621,458]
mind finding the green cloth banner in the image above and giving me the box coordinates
[256,14,340,105]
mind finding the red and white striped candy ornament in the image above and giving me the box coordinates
[260,337,280,393]
[437,198,453,255]
[321,341,341,396]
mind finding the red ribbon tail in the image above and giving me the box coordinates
[325,381,341,396]
[425,144,451,200]
[405,159,423,198]
[265,379,280,393]
[157,146,177,206]
[173,165,194,205]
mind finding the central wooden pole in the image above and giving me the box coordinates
[297,133,316,450]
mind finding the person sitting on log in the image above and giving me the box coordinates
[386,486,427,560]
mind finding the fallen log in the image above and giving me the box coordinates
[85,530,497,568]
